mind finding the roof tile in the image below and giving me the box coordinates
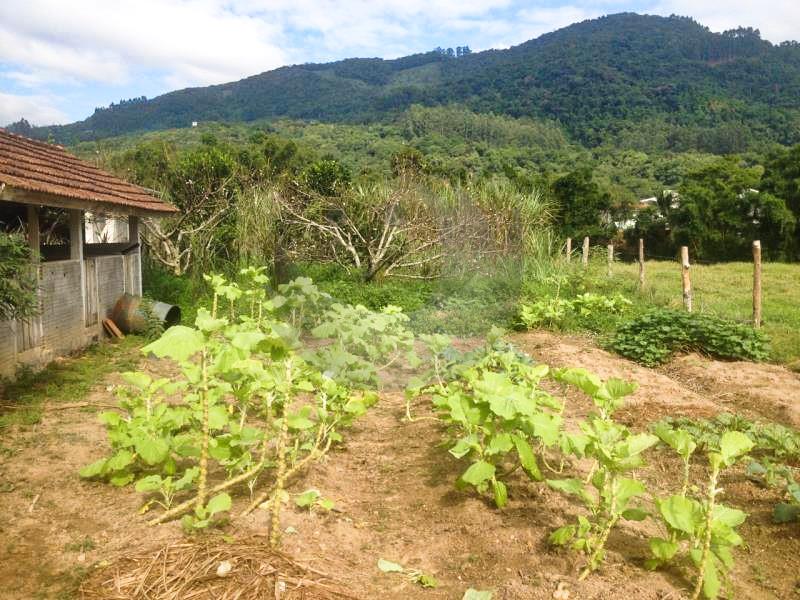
[0,129,177,215]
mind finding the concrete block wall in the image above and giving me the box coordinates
[0,250,143,379]
[40,260,87,356]
[97,255,126,320]
[0,322,15,377]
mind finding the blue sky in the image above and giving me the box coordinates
[1,0,798,126]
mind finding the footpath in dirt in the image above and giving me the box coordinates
[1,331,800,599]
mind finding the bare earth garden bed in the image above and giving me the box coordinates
[2,331,800,599]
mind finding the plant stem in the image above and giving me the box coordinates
[270,414,289,548]
[691,463,720,600]
[196,348,210,510]
[579,474,617,581]
[148,456,267,525]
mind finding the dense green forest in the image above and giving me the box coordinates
[11,13,800,154]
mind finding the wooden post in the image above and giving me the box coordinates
[753,240,762,328]
[566,237,572,263]
[680,246,692,312]
[638,238,645,290]
[129,216,143,296]
[607,243,614,276]
[26,205,39,262]
[68,209,84,260]
[582,237,589,267]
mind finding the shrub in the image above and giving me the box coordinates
[0,231,38,321]
[610,309,769,366]
[518,292,632,330]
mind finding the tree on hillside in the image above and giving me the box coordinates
[673,158,795,260]
[760,144,800,258]
[549,169,613,240]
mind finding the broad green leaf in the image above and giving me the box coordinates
[143,326,204,361]
[318,498,335,511]
[511,434,541,480]
[548,525,576,546]
[377,559,404,573]
[649,537,679,562]
[106,449,134,471]
[492,479,508,508]
[195,309,227,332]
[555,368,602,397]
[121,371,152,390]
[613,477,646,512]
[622,507,648,521]
[450,435,478,459]
[79,458,107,479]
[486,433,513,456]
[109,472,134,487]
[711,504,746,529]
[206,492,232,516]
[528,413,562,447]
[230,331,266,351]
[208,404,230,429]
[719,431,754,464]
[413,573,438,588]
[620,433,659,458]
[604,378,638,400]
[653,423,697,458]
[461,460,496,486]
[462,589,493,600]
[135,475,163,493]
[773,503,800,524]
[659,495,703,535]
[135,436,169,466]
[295,489,321,508]
[286,413,315,430]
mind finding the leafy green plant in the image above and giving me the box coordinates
[377,558,439,589]
[655,413,800,524]
[547,368,657,579]
[419,340,563,507]
[647,431,754,600]
[610,309,769,366]
[81,269,384,545]
[518,292,631,330]
[0,231,39,321]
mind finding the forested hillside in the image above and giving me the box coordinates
[13,13,800,153]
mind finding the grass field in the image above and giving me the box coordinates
[592,260,800,365]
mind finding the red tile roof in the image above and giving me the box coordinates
[0,128,177,215]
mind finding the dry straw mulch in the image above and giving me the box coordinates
[79,537,358,600]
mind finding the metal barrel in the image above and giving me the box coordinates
[111,293,181,333]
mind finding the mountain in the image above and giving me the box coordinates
[15,13,800,152]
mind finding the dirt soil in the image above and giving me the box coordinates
[2,332,800,599]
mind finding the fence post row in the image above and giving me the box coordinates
[638,238,644,290]
[566,237,572,262]
[582,237,589,267]
[753,240,762,329]
[680,246,692,312]
[607,243,614,277]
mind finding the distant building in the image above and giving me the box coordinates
[191,121,198,127]
[0,129,177,377]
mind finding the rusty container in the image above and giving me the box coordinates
[111,293,181,334]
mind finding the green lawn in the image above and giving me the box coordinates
[598,260,800,365]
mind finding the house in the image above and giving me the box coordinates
[0,129,177,378]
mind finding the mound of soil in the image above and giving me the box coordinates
[1,333,799,599]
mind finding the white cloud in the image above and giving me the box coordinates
[0,92,68,126]
[0,0,290,88]
[650,0,800,43]
[0,0,798,125]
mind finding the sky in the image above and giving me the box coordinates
[1,0,798,127]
